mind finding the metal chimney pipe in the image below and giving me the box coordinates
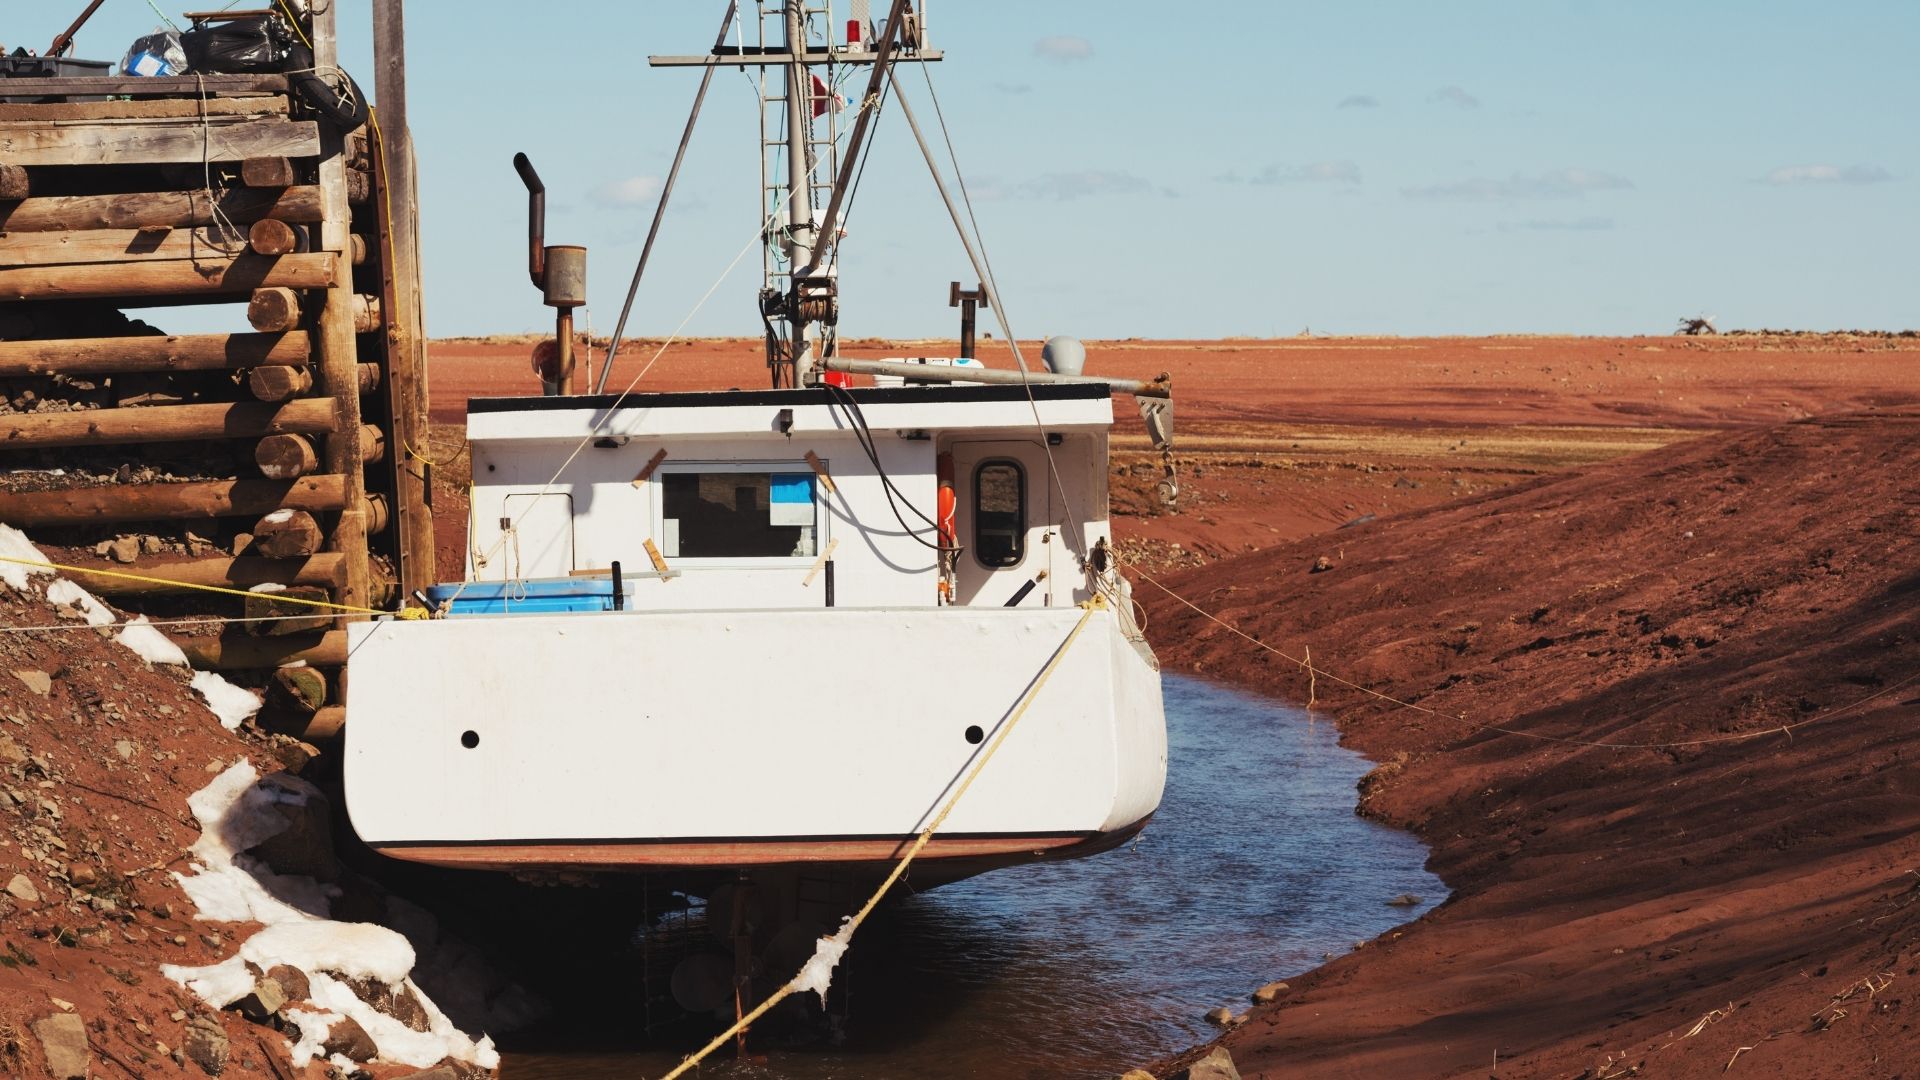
[512,152,547,289]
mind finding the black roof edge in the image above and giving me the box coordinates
[466,382,1112,414]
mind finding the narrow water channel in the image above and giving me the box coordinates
[502,674,1444,1079]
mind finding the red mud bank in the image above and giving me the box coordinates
[1143,408,1920,1078]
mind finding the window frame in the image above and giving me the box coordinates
[971,457,1028,569]
[651,459,825,568]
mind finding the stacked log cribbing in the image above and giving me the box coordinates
[0,15,432,740]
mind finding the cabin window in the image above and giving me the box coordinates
[660,469,817,559]
[973,459,1026,567]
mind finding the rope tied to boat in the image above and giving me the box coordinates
[657,596,1106,1080]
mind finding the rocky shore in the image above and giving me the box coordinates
[0,528,528,1079]
[1143,408,1920,1078]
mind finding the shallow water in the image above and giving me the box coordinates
[503,673,1444,1079]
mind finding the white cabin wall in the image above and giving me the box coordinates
[467,431,941,609]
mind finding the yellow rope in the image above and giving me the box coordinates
[658,598,1105,1080]
[0,555,383,615]
[274,0,314,50]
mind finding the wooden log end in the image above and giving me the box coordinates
[248,363,315,403]
[241,156,298,189]
[248,287,303,333]
[0,163,29,201]
[256,433,320,479]
[248,217,302,257]
[250,508,324,558]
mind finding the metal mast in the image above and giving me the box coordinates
[650,1,938,388]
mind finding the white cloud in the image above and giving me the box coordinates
[1221,161,1362,186]
[1337,94,1380,109]
[1501,216,1616,232]
[1033,35,1093,62]
[1428,85,1481,109]
[589,175,664,207]
[1402,168,1633,202]
[1761,163,1893,186]
[1017,170,1149,199]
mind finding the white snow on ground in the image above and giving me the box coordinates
[163,762,501,1070]
[0,523,54,590]
[117,614,191,666]
[46,579,116,626]
[189,670,262,730]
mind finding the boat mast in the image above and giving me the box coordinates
[649,2,938,389]
[779,2,821,387]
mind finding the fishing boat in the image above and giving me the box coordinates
[342,1,1176,895]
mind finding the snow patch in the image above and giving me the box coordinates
[249,582,288,594]
[190,670,262,731]
[45,579,116,626]
[0,523,54,591]
[117,615,190,666]
[163,762,500,1070]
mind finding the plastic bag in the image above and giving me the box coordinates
[121,29,187,77]
[181,16,287,74]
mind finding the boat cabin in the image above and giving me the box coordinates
[441,381,1117,614]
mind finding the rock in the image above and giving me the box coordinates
[1251,980,1289,1004]
[1386,893,1422,907]
[11,669,52,695]
[1310,555,1334,574]
[229,533,252,556]
[1202,1006,1235,1027]
[1174,1047,1241,1080]
[266,964,311,1002]
[389,984,432,1032]
[68,863,98,888]
[1118,1071,1157,1080]
[106,537,140,564]
[183,1016,229,1076]
[31,1012,90,1079]
[231,978,287,1023]
[246,785,337,882]
[113,740,135,762]
[0,732,25,765]
[139,535,166,556]
[321,1015,378,1062]
[6,873,41,902]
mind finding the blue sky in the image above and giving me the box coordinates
[14,2,1917,338]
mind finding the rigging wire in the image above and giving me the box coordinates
[874,55,1091,571]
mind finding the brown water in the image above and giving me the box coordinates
[501,674,1443,1079]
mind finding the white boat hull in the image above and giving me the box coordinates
[343,605,1166,878]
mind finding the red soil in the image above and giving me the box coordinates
[1144,408,1920,1079]
[425,333,1919,427]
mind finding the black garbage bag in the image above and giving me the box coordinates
[181,16,287,74]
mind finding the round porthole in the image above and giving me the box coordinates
[964,725,984,745]
[460,730,480,749]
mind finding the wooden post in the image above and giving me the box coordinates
[0,475,347,527]
[79,554,346,595]
[372,0,437,599]
[173,630,347,671]
[314,0,372,614]
[0,186,323,232]
[0,332,307,377]
[0,398,336,449]
[0,252,337,301]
